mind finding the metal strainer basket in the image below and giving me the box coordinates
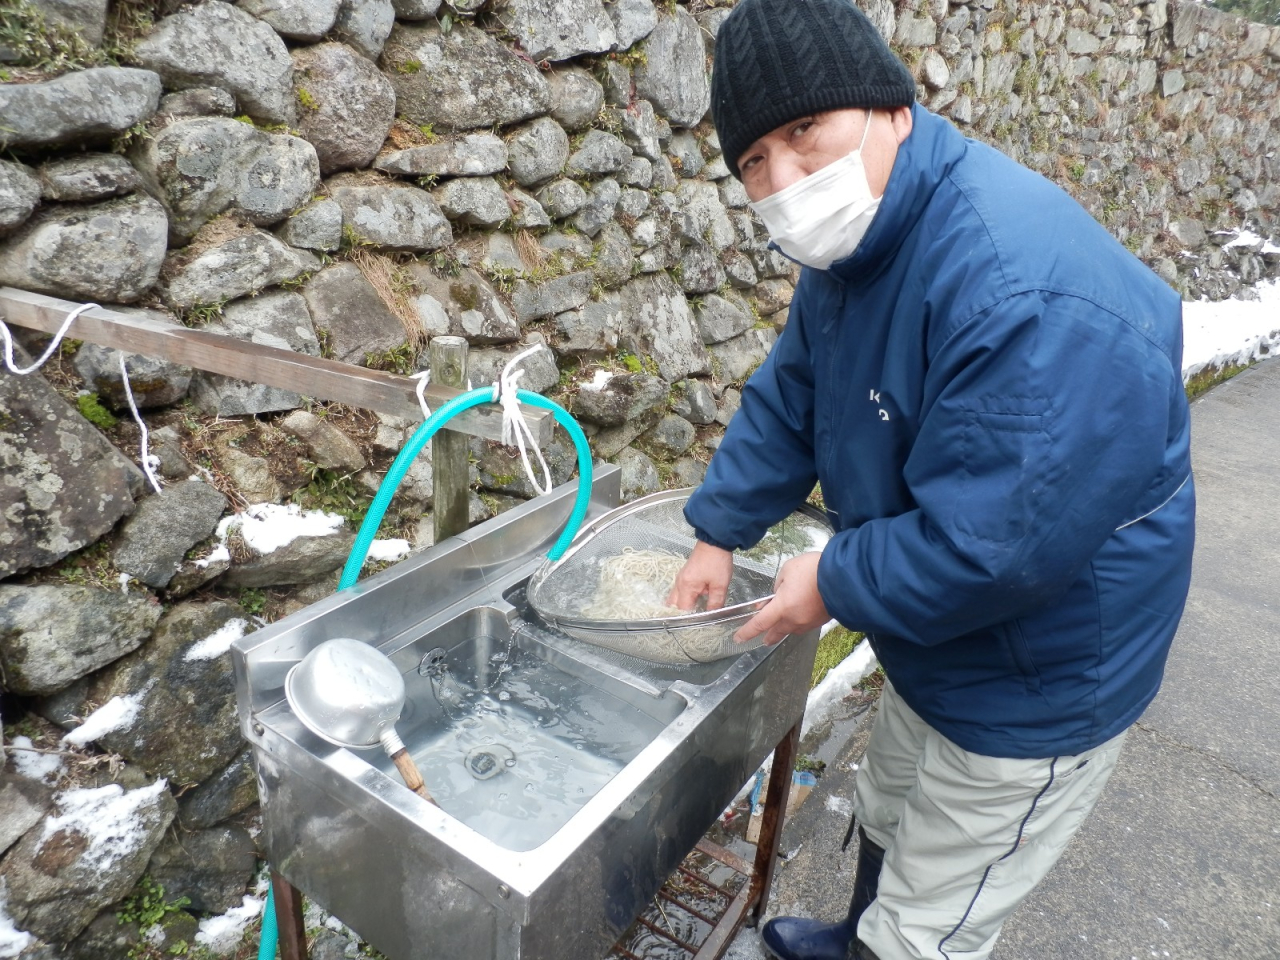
[526,488,832,664]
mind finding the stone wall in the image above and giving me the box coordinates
[880,0,1280,299]
[0,0,1278,956]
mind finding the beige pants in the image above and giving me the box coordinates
[853,682,1127,960]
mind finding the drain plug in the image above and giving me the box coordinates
[464,743,515,780]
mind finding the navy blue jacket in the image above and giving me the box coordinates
[685,106,1195,759]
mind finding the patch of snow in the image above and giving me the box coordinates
[185,619,249,662]
[0,880,32,960]
[195,894,264,955]
[1182,279,1280,380]
[1223,229,1264,250]
[366,539,411,563]
[215,503,345,556]
[801,635,878,739]
[37,779,169,874]
[118,572,131,594]
[825,794,853,817]
[304,898,359,942]
[9,735,64,784]
[195,544,231,569]
[581,370,614,391]
[61,693,145,747]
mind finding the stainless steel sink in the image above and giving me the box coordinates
[377,604,688,852]
[232,464,818,960]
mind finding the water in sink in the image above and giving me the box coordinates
[399,644,668,851]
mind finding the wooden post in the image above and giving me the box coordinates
[431,337,471,543]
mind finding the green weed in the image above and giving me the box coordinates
[810,625,863,688]
[292,467,372,526]
[116,877,190,947]
[238,588,267,616]
[76,392,118,429]
[364,343,418,376]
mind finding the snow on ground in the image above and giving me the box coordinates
[195,543,231,569]
[801,633,879,739]
[1182,278,1280,380]
[825,794,854,817]
[580,369,614,391]
[185,619,249,662]
[1222,230,1280,255]
[8,735,64,784]
[366,538,411,562]
[61,692,146,747]
[37,780,169,873]
[195,894,264,955]
[0,880,32,960]
[215,503,345,556]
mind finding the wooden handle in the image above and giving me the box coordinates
[389,748,437,806]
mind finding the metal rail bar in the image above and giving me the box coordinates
[695,838,754,877]
[690,881,754,960]
[635,913,699,954]
[675,864,734,900]
[0,287,552,444]
[748,720,801,927]
[657,888,718,926]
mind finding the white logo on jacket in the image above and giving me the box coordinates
[870,389,890,421]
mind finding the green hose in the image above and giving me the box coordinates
[260,387,593,958]
[257,882,278,960]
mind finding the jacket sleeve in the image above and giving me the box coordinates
[817,290,1175,644]
[682,283,819,550]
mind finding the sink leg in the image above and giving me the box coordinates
[272,871,309,960]
[748,720,801,927]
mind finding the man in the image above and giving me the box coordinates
[669,1,1196,959]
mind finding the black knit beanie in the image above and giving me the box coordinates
[712,0,918,180]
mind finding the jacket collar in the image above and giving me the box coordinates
[826,104,967,286]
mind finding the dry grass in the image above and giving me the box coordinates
[349,249,426,348]
[514,228,545,271]
[386,119,435,150]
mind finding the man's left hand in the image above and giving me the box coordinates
[734,552,830,646]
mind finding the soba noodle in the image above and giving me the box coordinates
[575,547,748,663]
[579,547,687,620]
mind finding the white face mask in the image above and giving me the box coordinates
[749,110,881,271]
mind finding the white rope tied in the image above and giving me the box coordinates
[492,344,552,496]
[1,301,162,494]
[410,369,432,419]
[118,351,163,495]
[1,301,98,374]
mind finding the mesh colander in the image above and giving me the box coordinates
[525,488,832,664]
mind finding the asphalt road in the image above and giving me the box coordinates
[728,358,1280,960]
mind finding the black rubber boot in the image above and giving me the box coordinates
[760,828,886,960]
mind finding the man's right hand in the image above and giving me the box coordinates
[668,541,734,611]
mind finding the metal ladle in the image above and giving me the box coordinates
[284,637,436,805]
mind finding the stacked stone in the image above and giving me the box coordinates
[1,0,1279,952]
[875,0,1280,299]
